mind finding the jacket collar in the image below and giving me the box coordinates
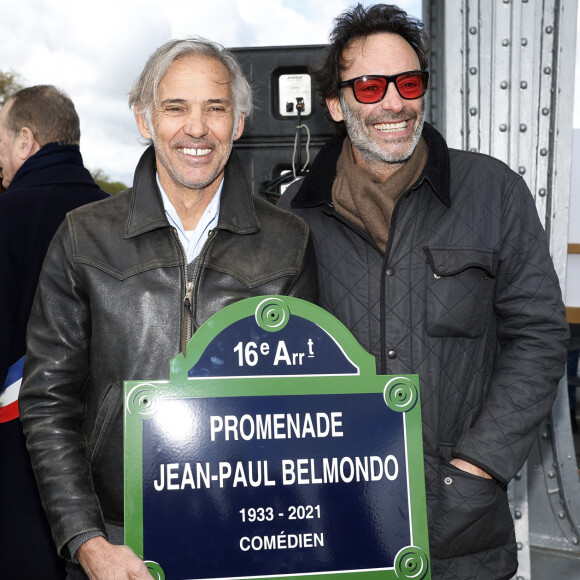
[125,145,259,238]
[291,122,451,209]
[9,143,93,188]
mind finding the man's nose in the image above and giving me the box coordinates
[379,82,405,113]
[183,112,209,138]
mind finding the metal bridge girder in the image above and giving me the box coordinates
[424,0,579,577]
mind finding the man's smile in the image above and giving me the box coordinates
[372,120,408,133]
[178,147,212,157]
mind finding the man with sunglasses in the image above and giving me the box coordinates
[280,4,568,579]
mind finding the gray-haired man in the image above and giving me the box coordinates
[20,38,317,579]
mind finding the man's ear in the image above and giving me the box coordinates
[18,127,40,160]
[326,96,345,123]
[233,113,245,141]
[134,109,153,139]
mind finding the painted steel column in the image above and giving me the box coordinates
[423,0,579,577]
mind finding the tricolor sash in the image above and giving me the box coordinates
[0,357,24,423]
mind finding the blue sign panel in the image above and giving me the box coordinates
[124,296,430,580]
[188,314,358,377]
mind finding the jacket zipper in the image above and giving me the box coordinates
[183,280,194,349]
[181,229,217,353]
[169,227,191,353]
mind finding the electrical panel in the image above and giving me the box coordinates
[277,73,312,116]
[231,45,334,200]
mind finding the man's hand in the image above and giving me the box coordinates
[77,536,151,580]
[450,458,493,479]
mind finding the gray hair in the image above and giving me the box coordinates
[129,37,252,135]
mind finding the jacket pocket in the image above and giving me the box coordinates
[423,246,498,338]
[429,461,514,559]
[87,383,121,463]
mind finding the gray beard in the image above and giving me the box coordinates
[340,93,424,165]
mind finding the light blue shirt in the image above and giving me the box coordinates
[157,174,222,265]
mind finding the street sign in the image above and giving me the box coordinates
[124,296,430,580]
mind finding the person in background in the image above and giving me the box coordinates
[0,84,108,579]
[279,4,569,579]
[20,38,317,580]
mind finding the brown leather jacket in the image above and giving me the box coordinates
[20,146,317,557]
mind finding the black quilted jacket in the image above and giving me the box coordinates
[280,123,568,580]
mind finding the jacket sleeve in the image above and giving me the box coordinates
[453,175,569,484]
[19,218,106,557]
[287,232,319,304]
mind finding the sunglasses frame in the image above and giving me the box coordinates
[338,70,430,103]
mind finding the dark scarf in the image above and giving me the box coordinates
[332,136,428,252]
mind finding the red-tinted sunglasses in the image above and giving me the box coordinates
[338,70,429,103]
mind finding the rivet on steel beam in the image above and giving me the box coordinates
[521,38,528,46]
[515,472,522,480]
[541,431,549,438]
[502,39,510,47]
[516,542,523,550]
[470,148,478,152]
[519,124,527,132]
[469,27,477,35]
[503,0,510,3]
[470,108,478,116]
[548,471,556,478]
[520,81,528,89]
[469,67,478,75]
[518,166,526,175]
[542,107,550,115]
[500,81,509,89]
[558,512,566,519]
[540,148,548,156]
[545,26,553,34]
[515,510,522,519]
[539,188,547,197]
[572,537,580,545]
[499,124,508,132]
[544,67,552,75]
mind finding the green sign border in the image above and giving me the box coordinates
[124,296,430,580]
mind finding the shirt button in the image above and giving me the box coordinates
[387,350,397,359]
[386,267,395,276]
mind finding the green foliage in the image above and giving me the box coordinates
[90,168,128,195]
[0,70,25,106]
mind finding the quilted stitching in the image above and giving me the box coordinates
[283,134,568,580]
